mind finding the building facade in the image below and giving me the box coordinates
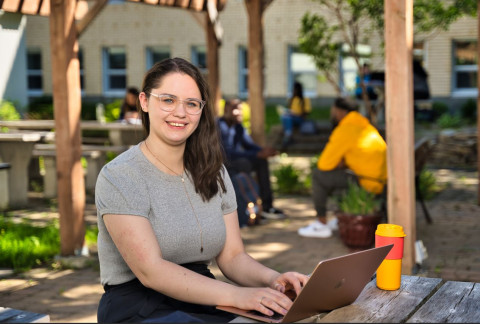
[4,0,478,111]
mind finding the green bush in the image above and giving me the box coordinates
[81,101,98,121]
[431,101,449,120]
[273,163,305,194]
[105,99,122,122]
[437,113,462,129]
[0,217,98,272]
[337,181,382,215]
[460,99,477,124]
[27,96,54,119]
[417,168,439,201]
[0,100,21,120]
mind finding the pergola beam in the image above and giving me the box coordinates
[384,0,416,274]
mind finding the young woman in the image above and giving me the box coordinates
[95,58,308,323]
[280,81,312,147]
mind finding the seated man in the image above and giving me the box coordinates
[217,98,286,220]
[298,97,387,238]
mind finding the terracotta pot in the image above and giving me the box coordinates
[336,211,383,249]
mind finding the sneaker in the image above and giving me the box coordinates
[298,220,333,238]
[261,207,287,220]
[327,217,338,231]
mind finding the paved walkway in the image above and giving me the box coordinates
[0,164,478,323]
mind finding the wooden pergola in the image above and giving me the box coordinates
[1,0,478,274]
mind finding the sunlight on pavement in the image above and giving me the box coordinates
[245,242,292,261]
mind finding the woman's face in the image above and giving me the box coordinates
[139,72,202,147]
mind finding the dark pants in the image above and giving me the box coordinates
[312,168,358,217]
[226,157,273,210]
[97,263,235,323]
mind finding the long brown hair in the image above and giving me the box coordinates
[139,57,226,201]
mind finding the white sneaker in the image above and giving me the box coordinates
[327,217,338,231]
[298,220,333,238]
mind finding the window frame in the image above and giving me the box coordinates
[146,46,171,70]
[287,45,317,98]
[452,39,478,97]
[238,46,248,99]
[102,46,127,97]
[26,48,43,97]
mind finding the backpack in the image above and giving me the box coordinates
[231,172,263,227]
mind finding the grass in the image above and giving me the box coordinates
[0,216,98,273]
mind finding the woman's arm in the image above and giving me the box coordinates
[104,213,295,316]
[216,212,308,296]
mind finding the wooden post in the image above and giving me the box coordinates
[49,0,86,256]
[477,0,480,206]
[384,0,415,274]
[245,0,272,146]
[206,12,221,116]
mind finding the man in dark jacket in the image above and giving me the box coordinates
[217,99,285,220]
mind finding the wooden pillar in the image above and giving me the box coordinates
[384,0,415,274]
[477,0,480,206]
[49,0,86,256]
[206,12,221,116]
[245,0,268,146]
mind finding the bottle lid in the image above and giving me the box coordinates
[376,223,406,237]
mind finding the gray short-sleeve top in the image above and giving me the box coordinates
[95,144,237,286]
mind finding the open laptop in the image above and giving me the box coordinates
[217,244,393,323]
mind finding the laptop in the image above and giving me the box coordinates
[276,105,289,117]
[217,244,393,323]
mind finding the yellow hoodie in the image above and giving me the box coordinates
[317,111,387,194]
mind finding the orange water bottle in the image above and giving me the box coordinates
[375,224,406,290]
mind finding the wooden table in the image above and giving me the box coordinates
[0,120,144,146]
[0,131,55,208]
[233,275,480,323]
[0,307,49,323]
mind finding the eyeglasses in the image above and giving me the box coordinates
[148,93,205,115]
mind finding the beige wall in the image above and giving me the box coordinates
[24,1,477,102]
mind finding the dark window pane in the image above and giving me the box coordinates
[109,53,126,69]
[152,52,170,64]
[110,75,126,89]
[28,76,43,89]
[456,71,477,88]
[80,75,84,89]
[27,53,42,69]
[78,50,84,69]
[242,49,248,68]
[197,52,207,69]
[455,41,477,65]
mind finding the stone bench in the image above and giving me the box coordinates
[32,144,128,197]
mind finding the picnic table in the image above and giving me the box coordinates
[0,131,55,207]
[233,275,479,323]
[0,119,144,146]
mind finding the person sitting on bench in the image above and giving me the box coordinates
[298,97,387,238]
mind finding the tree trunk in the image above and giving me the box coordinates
[206,13,221,116]
[49,0,86,256]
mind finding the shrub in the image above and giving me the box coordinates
[105,99,122,122]
[0,100,21,120]
[26,96,54,119]
[273,163,305,194]
[460,99,477,124]
[437,113,462,129]
[417,168,439,201]
[337,181,382,215]
[431,101,449,120]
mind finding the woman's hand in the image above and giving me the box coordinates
[269,272,309,297]
[232,287,294,317]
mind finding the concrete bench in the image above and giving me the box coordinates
[0,307,49,323]
[32,144,128,197]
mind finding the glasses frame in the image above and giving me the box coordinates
[148,92,205,115]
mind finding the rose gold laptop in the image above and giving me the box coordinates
[217,244,393,323]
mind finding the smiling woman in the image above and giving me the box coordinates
[94,57,308,323]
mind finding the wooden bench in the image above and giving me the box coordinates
[32,144,129,197]
[0,307,49,323]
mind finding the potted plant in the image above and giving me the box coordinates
[335,181,384,249]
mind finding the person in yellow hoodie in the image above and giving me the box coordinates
[298,97,387,238]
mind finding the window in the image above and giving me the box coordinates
[27,48,43,96]
[146,46,170,70]
[339,44,372,95]
[191,45,207,78]
[287,46,317,97]
[78,49,85,91]
[238,46,248,98]
[103,47,127,96]
[452,40,477,96]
